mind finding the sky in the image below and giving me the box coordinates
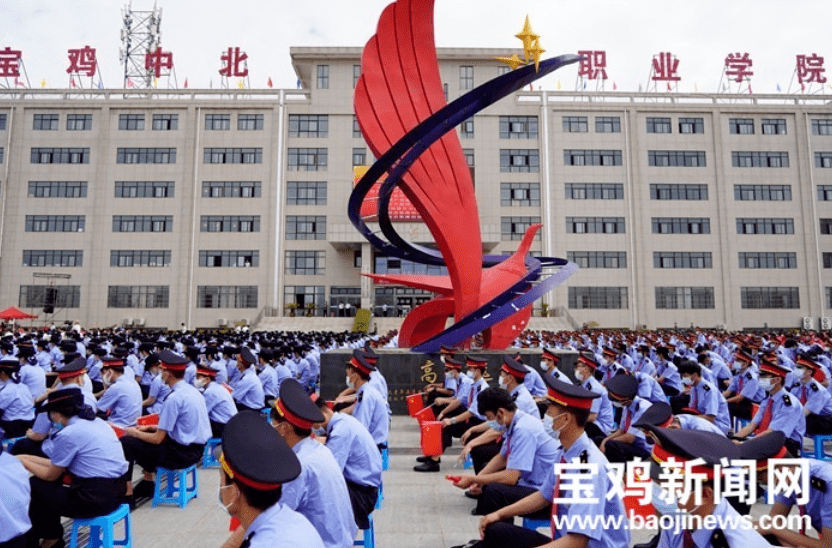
[1,0,830,94]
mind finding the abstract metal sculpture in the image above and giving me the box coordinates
[350,0,580,352]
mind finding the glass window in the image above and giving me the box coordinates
[678,117,704,134]
[567,251,627,269]
[565,183,623,200]
[501,216,541,240]
[288,115,328,137]
[33,114,59,131]
[562,116,588,133]
[655,287,715,309]
[500,183,540,206]
[205,114,231,130]
[317,65,329,89]
[152,114,178,131]
[66,114,92,131]
[198,286,258,308]
[646,117,671,133]
[107,286,169,308]
[740,287,799,309]
[729,118,755,134]
[287,148,327,171]
[761,118,787,135]
[286,216,326,240]
[285,251,325,275]
[238,114,264,131]
[118,114,145,130]
[459,66,473,90]
[500,116,538,139]
[22,250,83,267]
[568,287,628,309]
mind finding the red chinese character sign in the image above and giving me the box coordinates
[219,47,249,89]
[66,45,103,90]
[144,48,174,86]
[576,50,609,91]
[0,46,29,88]
[794,54,827,93]
[721,52,753,94]
[647,52,680,92]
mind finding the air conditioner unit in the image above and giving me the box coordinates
[134,318,146,327]
[122,318,133,326]
[716,324,726,331]
[217,318,228,327]
[822,317,832,331]
[803,317,814,330]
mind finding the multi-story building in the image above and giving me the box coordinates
[0,46,830,330]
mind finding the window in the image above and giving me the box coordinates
[819,186,832,201]
[152,114,178,131]
[33,114,59,130]
[107,286,169,308]
[464,149,475,167]
[497,66,511,76]
[198,286,258,308]
[285,251,325,275]
[353,116,362,139]
[678,117,704,134]
[0,113,6,130]
[500,116,538,139]
[199,215,260,233]
[738,252,797,269]
[653,252,712,269]
[736,218,795,235]
[565,183,623,200]
[201,181,261,198]
[118,114,145,130]
[821,219,832,234]
[648,150,706,167]
[283,286,323,315]
[459,66,473,90]
[200,250,259,268]
[112,216,173,232]
[812,119,832,136]
[316,65,329,89]
[115,181,174,198]
[825,253,832,269]
[501,216,541,240]
[656,287,715,309]
[566,217,625,234]
[286,182,327,205]
[501,183,540,206]
[729,118,754,134]
[110,250,171,267]
[288,148,327,171]
[205,114,231,130]
[288,114,328,137]
[460,118,474,139]
[19,285,80,309]
[651,218,710,234]
[286,215,326,240]
[564,149,623,167]
[646,117,671,134]
[815,152,832,168]
[649,184,708,200]
[828,288,832,308]
[0,147,3,163]
[562,116,588,133]
[116,148,175,164]
[23,250,83,267]
[352,148,366,166]
[374,255,447,276]
[731,151,789,168]
[28,181,87,198]
[568,287,628,309]
[203,148,262,164]
[500,149,540,172]
[66,114,92,131]
[31,148,90,164]
[595,116,621,133]
[238,114,264,131]
[25,215,84,232]
[741,287,799,309]
[762,118,787,135]
[567,251,627,268]
[733,185,791,201]
[353,65,361,88]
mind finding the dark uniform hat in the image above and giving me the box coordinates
[439,345,457,356]
[60,340,77,352]
[17,346,35,359]
[465,355,488,369]
[543,376,599,411]
[56,356,88,380]
[158,350,188,371]
[632,402,673,429]
[646,426,741,481]
[759,357,790,378]
[196,363,220,377]
[220,412,301,490]
[738,431,788,471]
[273,378,325,430]
[577,351,599,370]
[101,357,125,370]
[500,355,527,380]
[796,353,820,370]
[145,353,160,368]
[138,342,155,353]
[361,346,379,365]
[238,347,257,367]
[734,350,754,365]
[541,348,560,363]
[0,358,20,374]
[606,373,639,401]
[259,349,273,361]
[444,358,464,370]
[43,388,85,413]
[347,351,375,375]
[93,347,108,357]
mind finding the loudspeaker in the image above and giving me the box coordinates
[43,287,57,314]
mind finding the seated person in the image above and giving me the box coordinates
[230,348,265,413]
[96,357,143,428]
[344,353,388,451]
[0,424,32,548]
[0,359,35,439]
[722,350,765,422]
[600,373,652,462]
[790,353,832,436]
[195,362,237,438]
[677,360,732,433]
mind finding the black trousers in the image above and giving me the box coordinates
[0,534,26,548]
[785,437,801,457]
[482,521,549,548]
[346,479,379,530]
[120,436,205,479]
[28,476,124,543]
[584,421,605,443]
[235,402,261,413]
[806,414,832,435]
[728,399,753,421]
[210,420,226,439]
[475,483,551,520]
[0,419,34,439]
[442,416,483,453]
[471,439,503,474]
[604,440,651,463]
[660,384,680,397]
[9,437,46,458]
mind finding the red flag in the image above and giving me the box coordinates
[126,78,134,88]
[184,78,188,89]
[748,83,753,94]
[612,81,617,90]
[70,76,77,88]
[666,82,672,92]
[800,82,806,92]
[267,77,273,88]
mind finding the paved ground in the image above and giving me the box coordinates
[67,416,785,548]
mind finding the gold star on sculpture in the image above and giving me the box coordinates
[495,53,526,71]
[515,16,539,61]
[527,38,545,72]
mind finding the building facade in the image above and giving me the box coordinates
[0,46,830,330]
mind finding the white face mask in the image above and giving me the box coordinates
[651,484,682,517]
[465,371,474,379]
[795,367,807,378]
[611,400,626,409]
[544,413,566,441]
[345,375,355,389]
[758,377,773,391]
[681,377,693,386]
[217,484,237,516]
[194,377,209,389]
[574,370,586,383]
[498,375,508,389]
[102,372,114,386]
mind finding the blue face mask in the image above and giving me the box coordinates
[52,421,64,433]
[312,427,327,437]
[487,419,506,433]
[651,483,682,517]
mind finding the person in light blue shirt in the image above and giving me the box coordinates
[17,389,127,548]
[678,361,732,433]
[633,345,657,376]
[195,363,236,438]
[35,340,53,372]
[218,413,325,548]
[632,401,727,437]
[724,350,766,421]
[96,358,143,428]
[698,351,732,390]
[764,456,832,548]
[231,347,266,412]
[313,397,381,530]
[601,373,652,462]
[17,347,47,400]
[521,363,547,398]
[0,359,35,438]
[346,353,389,449]
[655,348,683,396]
[0,425,31,546]
[633,370,668,403]
[141,353,170,414]
[270,379,357,548]
[257,351,278,406]
[223,347,241,385]
[573,352,615,440]
[790,353,832,435]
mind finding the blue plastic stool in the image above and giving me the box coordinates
[353,513,375,548]
[733,417,750,432]
[203,438,222,468]
[153,465,198,508]
[522,517,550,531]
[1,436,24,452]
[381,448,389,471]
[463,453,473,470]
[69,503,132,548]
[375,482,383,510]
[803,434,832,460]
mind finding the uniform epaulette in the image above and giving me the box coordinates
[357,391,364,403]
[703,384,710,392]
[580,450,588,464]
[811,382,819,392]
[710,528,728,548]
[745,372,752,380]
[812,475,827,493]
[782,394,792,406]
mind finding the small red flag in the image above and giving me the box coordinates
[267,77,273,88]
